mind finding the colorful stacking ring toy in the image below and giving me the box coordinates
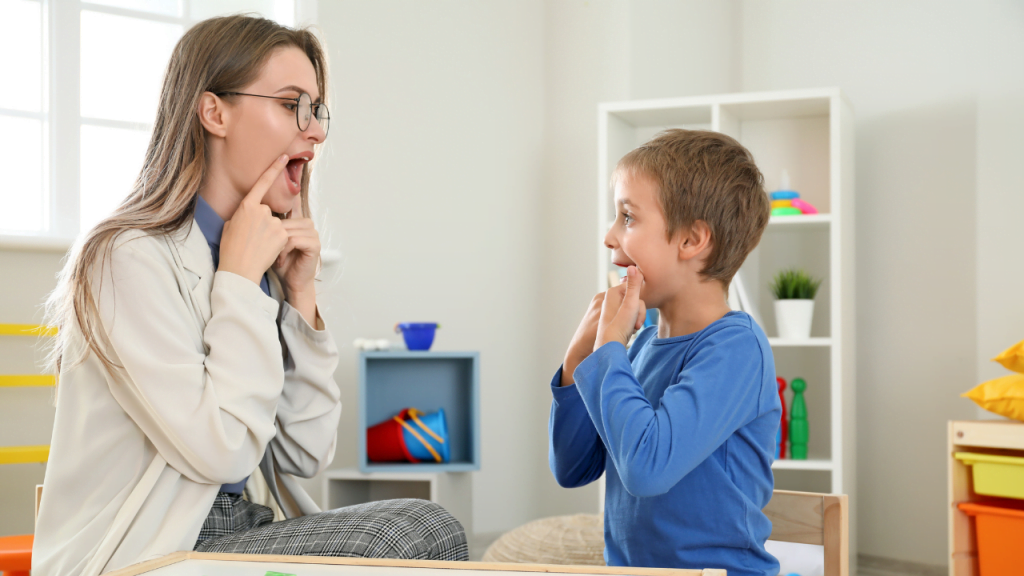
[771,207,802,216]
[770,191,800,200]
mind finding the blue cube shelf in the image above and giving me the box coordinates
[358,351,480,473]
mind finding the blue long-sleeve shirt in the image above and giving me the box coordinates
[549,311,780,576]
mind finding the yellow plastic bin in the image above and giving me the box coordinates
[954,452,1024,500]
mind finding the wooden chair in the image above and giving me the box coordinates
[763,490,849,576]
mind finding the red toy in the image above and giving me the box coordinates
[777,377,788,459]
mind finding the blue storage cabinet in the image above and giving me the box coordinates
[358,351,480,473]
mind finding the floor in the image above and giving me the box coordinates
[468,531,502,561]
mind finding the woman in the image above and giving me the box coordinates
[34,15,466,576]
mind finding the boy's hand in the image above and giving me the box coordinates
[560,292,605,387]
[596,266,647,350]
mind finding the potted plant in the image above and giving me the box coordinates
[769,268,822,340]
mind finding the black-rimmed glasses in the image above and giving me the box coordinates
[217,91,330,138]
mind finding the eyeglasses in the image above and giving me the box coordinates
[216,91,330,138]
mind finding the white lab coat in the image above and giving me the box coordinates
[32,220,341,576]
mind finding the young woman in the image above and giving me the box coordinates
[33,16,466,576]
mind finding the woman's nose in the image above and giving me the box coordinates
[306,118,326,143]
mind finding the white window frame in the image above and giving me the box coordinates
[0,0,317,252]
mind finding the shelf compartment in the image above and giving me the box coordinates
[321,468,474,534]
[358,351,480,473]
[954,452,1024,500]
[323,469,434,509]
[774,347,832,464]
[773,468,832,494]
[718,99,832,216]
[743,224,831,340]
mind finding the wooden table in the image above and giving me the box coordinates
[947,420,1024,576]
[104,553,726,576]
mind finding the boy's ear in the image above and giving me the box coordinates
[678,220,713,262]
[197,92,229,138]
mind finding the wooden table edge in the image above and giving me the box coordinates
[104,552,722,576]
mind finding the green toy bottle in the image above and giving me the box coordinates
[790,378,808,460]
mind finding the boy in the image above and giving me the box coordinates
[549,129,780,576]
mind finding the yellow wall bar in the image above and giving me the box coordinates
[0,324,57,337]
[0,375,55,387]
[0,445,49,465]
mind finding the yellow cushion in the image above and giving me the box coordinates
[963,374,1024,421]
[994,339,1024,373]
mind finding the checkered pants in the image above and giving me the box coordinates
[194,493,468,561]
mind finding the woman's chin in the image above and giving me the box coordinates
[263,191,297,215]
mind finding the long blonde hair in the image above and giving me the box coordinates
[45,15,329,381]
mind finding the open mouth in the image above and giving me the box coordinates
[285,152,313,194]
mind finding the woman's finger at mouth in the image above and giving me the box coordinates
[281,218,315,230]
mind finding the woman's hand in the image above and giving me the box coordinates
[273,194,321,326]
[595,266,647,350]
[220,154,290,285]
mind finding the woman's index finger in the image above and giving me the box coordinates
[245,154,289,206]
[289,195,304,219]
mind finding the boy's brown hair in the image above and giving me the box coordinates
[614,129,770,287]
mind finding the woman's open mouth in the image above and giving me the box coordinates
[285,152,313,195]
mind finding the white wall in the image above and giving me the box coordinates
[312,0,548,535]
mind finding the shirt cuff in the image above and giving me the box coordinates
[573,341,627,388]
[280,300,331,344]
[214,270,279,318]
[551,365,586,402]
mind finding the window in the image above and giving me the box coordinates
[0,0,46,233]
[0,0,307,243]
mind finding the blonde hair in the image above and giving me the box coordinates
[45,15,329,381]
[613,129,769,287]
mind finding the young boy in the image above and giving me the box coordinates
[549,129,780,576]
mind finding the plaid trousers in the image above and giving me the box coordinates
[194,493,468,561]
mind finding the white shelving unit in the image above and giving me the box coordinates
[597,87,856,559]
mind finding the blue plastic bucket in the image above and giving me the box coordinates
[401,408,450,463]
[395,323,439,351]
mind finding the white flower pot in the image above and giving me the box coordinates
[775,299,814,340]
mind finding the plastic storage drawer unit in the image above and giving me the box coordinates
[953,452,1024,500]
[957,502,1024,576]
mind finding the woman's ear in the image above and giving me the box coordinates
[197,92,228,138]
[678,220,713,262]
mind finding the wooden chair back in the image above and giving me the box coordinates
[763,490,849,576]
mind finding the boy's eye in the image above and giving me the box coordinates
[622,212,634,225]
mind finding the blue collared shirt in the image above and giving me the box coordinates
[194,194,270,494]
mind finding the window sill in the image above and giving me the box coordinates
[0,235,343,269]
[0,234,75,253]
